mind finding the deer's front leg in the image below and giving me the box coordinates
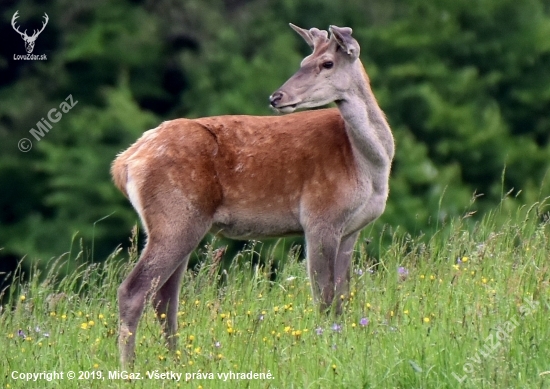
[333,232,359,314]
[305,227,341,313]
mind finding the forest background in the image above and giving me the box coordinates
[1,0,550,283]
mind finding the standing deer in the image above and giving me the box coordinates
[112,24,394,366]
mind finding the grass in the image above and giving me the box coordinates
[2,202,550,388]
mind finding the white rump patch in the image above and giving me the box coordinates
[126,174,148,233]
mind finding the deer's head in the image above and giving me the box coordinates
[270,24,361,113]
[12,11,49,54]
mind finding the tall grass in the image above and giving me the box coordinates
[1,202,550,388]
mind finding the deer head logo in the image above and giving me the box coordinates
[11,11,48,54]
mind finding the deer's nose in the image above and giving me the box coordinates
[269,91,284,107]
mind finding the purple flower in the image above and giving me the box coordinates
[315,327,324,335]
[331,323,342,333]
[359,317,369,326]
[398,266,409,281]
[17,329,26,338]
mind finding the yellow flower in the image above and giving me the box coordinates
[88,320,95,327]
[61,314,67,320]
[404,310,409,315]
[273,306,279,313]
[430,275,436,280]
[188,335,195,342]
[284,326,291,333]
[227,328,234,334]
[93,364,99,369]
[19,295,26,302]
[160,313,166,319]
[462,256,469,262]
[453,264,460,270]
[423,317,430,323]
[49,311,56,317]
[482,277,488,284]
[420,274,425,279]
[80,323,88,330]
[98,314,104,320]
[194,347,201,353]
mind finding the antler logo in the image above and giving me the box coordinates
[11,10,49,54]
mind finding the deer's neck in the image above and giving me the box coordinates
[336,65,394,168]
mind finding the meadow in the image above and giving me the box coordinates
[1,201,550,389]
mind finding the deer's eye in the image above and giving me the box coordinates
[322,61,334,69]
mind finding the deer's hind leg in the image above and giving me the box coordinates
[153,260,187,350]
[117,205,212,367]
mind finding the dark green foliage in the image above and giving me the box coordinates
[1,0,550,273]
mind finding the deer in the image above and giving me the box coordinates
[11,11,49,54]
[111,24,394,367]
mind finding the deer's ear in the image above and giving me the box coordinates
[289,23,315,50]
[329,25,360,59]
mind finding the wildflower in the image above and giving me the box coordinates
[482,277,488,284]
[18,330,26,339]
[284,326,291,333]
[19,295,26,302]
[453,264,460,270]
[355,269,364,276]
[93,363,99,369]
[49,312,56,317]
[88,320,95,327]
[404,310,409,315]
[227,328,234,335]
[160,313,166,319]
[430,275,436,280]
[188,335,195,342]
[315,327,323,335]
[331,323,342,333]
[61,314,67,320]
[292,330,303,338]
[258,314,265,321]
[462,256,468,262]
[214,341,221,348]
[423,317,430,323]
[420,274,425,279]
[80,323,88,330]
[359,318,369,326]
[398,267,409,281]
[98,314,104,320]
[273,306,279,313]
